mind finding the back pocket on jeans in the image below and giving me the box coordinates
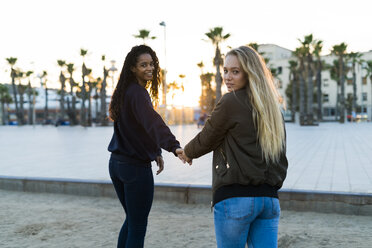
[116,161,138,184]
[223,197,255,220]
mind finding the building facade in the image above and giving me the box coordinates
[258,44,372,121]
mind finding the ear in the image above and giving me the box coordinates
[130,66,136,73]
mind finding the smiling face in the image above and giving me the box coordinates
[223,54,248,92]
[131,53,155,86]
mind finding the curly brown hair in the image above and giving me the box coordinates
[109,45,161,121]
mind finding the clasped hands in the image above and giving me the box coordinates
[175,148,192,165]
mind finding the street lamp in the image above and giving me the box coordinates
[109,60,117,91]
[159,21,168,122]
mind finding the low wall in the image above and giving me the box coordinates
[1,176,371,216]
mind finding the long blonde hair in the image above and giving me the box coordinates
[227,46,285,163]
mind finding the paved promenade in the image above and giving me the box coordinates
[0,122,371,194]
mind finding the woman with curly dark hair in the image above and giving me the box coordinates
[108,45,183,248]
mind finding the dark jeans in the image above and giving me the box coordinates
[109,157,154,248]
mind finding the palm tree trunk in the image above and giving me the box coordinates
[10,69,20,124]
[291,72,297,122]
[335,83,340,121]
[59,72,66,120]
[299,62,306,125]
[306,55,314,124]
[27,81,33,124]
[316,60,322,121]
[100,67,108,126]
[87,83,92,126]
[1,101,6,125]
[68,77,77,125]
[19,89,25,125]
[352,65,357,113]
[370,75,372,121]
[80,71,87,126]
[44,86,49,124]
[339,57,345,123]
[214,46,223,104]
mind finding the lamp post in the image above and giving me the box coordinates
[159,21,168,122]
[109,60,117,91]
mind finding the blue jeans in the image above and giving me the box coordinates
[214,197,280,248]
[109,157,154,248]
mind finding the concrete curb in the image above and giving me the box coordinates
[0,176,371,216]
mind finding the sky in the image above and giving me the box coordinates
[1,0,371,107]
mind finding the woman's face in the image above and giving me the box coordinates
[223,54,248,92]
[131,53,155,86]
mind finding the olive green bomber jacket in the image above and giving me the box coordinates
[184,88,288,195]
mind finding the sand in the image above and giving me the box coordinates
[1,190,371,248]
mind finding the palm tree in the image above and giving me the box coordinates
[6,57,20,124]
[331,43,348,123]
[288,60,298,122]
[294,47,307,125]
[328,60,341,120]
[80,48,88,126]
[167,81,180,105]
[39,71,49,124]
[100,55,109,126]
[313,40,324,121]
[205,27,230,104]
[200,72,215,114]
[15,70,26,125]
[298,34,315,124]
[57,60,66,121]
[25,71,34,124]
[133,29,156,44]
[347,52,363,115]
[0,84,12,125]
[87,69,94,126]
[93,78,100,124]
[197,61,205,110]
[66,63,78,125]
[365,60,372,121]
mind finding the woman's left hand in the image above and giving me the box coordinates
[156,155,164,175]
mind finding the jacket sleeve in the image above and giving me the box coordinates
[184,94,233,159]
[131,88,180,155]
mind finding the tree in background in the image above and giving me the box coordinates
[25,71,34,124]
[133,29,156,44]
[80,49,89,126]
[313,40,324,121]
[286,60,299,122]
[365,60,372,121]
[0,84,12,125]
[331,43,348,123]
[57,60,67,121]
[6,57,20,124]
[66,63,78,125]
[205,27,230,104]
[347,52,363,115]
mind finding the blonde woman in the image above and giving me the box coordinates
[181,46,288,248]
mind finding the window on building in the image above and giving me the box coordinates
[323,94,329,102]
[277,80,282,89]
[347,78,353,85]
[323,107,335,116]
[362,92,367,101]
[362,77,367,85]
[277,66,282,74]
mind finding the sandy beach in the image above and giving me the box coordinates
[1,190,371,248]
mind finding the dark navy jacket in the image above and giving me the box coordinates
[108,83,180,163]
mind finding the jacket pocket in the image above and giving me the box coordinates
[215,148,230,176]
